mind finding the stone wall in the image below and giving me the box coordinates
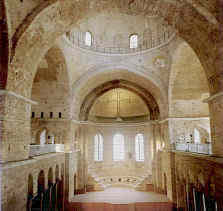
[1,153,65,211]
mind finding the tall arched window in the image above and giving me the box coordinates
[194,128,201,144]
[135,133,144,161]
[40,130,46,145]
[94,134,103,161]
[85,31,92,46]
[130,34,138,49]
[113,134,125,161]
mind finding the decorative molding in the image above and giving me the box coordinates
[0,90,38,105]
[203,92,223,103]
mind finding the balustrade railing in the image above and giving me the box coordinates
[29,144,64,157]
[65,29,175,54]
[173,143,211,155]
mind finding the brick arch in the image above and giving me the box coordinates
[79,80,160,121]
[6,0,221,98]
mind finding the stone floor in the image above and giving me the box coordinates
[71,187,170,204]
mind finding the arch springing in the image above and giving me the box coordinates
[135,133,144,161]
[113,134,125,161]
[94,134,103,161]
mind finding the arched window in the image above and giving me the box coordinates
[40,130,46,145]
[113,134,125,161]
[85,31,92,46]
[135,133,144,161]
[130,34,138,49]
[94,134,103,161]
[194,128,201,144]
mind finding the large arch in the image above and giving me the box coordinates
[6,0,221,98]
[72,65,167,120]
[31,45,72,118]
[168,41,210,118]
[168,41,211,146]
[79,80,160,121]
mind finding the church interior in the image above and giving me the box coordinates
[0,0,223,211]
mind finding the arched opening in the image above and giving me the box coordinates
[79,80,160,121]
[74,174,77,195]
[55,165,59,181]
[129,34,138,49]
[28,174,34,197]
[169,42,211,154]
[40,129,46,145]
[135,134,144,162]
[31,46,71,150]
[48,167,53,188]
[194,128,201,144]
[57,163,65,211]
[113,134,125,161]
[85,31,92,46]
[164,173,167,195]
[27,174,34,210]
[94,134,103,161]
[38,170,45,194]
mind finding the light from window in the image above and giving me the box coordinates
[194,128,201,144]
[135,133,144,161]
[130,34,138,49]
[113,134,125,161]
[94,134,103,161]
[40,130,46,145]
[85,31,92,46]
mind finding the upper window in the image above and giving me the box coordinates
[194,128,201,144]
[135,133,144,161]
[85,31,92,46]
[130,34,138,49]
[113,134,125,161]
[40,130,46,145]
[94,134,103,161]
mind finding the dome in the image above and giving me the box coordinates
[65,11,175,54]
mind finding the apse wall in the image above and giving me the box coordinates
[78,123,154,191]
